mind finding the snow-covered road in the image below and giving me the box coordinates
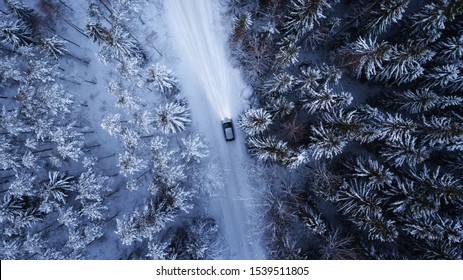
[165,0,265,259]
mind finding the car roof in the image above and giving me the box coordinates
[224,127,234,139]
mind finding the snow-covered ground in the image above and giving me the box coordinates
[165,0,265,259]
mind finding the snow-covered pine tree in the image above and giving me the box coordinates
[305,17,340,50]
[154,101,190,134]
[118,151,146,177]
[297,66,322,90]
[104,25,144,60]
[264,72,295,95]
[385,88,463,113]
[421,115,463,149]
[49,123,84,161]
[425,64,462,92]
[408,2,447,44]
[0,19,32,48]
[376,43,434,85]
[344,157,394,189]
[406,165,463,205]
[117,57,141,79]
[437,35,463,61]
[145,63,178,95]
[265,96,295,119]
[284,0,333,39]
[318,229,356,260]
[380,134,430,167]
[232,11,252,41]
[132,110,155,133]
[246,135,293,165]
[65,224,103,251]
[337,179,383,219]
[101,113,123,136]
[121,129,140,149]
[339,36,391,80]
[57,206,79,229]
[364,0,409,36]
[309,123,346,159]
[239,108,272,136]
[180,135,209,164]
[375,113,417,142]
[107,81,140,111]
[322,109,366,142]
[85,21,109,44]
[38,36,67,59]
[296,204,327,235]
[183,218,219,260]
[75,168,111,205]
[4,0,35,24]
[361,212,398,242]
[150,138,186,190]
[274,36,300,69]
[39,171,74,207]
[301,86,352,114]
[8,172,36,198]
[146,241,169,260]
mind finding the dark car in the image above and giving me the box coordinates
[222,118,235,141]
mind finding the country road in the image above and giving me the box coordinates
[165,0,265,259]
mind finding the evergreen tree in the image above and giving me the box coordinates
[265,96,295,119]
[239,108,272,136]
[318,229,357,260]
[183,218,219,260]
[337,179,383,219]
[264,72,295,95]
[339,36,391,79]
[426,64,462,91]
[232,11,252,41]
[408,2,447,43]
[380,135,430,167]
[154,102,190,134]
[0,18,32,48]
[180,135,209,163]
[309,124,346,159]
[4,0,35,24]
[297,66,322,90]
[146,241,169,260]
[247,135,294,165]
[104,25,144,60]
[437,35,463,60]
[344,157,394,189]
[101,113,123,136]
[361,212,398,242]
[297,204,327,235]
[375,113,417,142]
[421,115,463,149]
[86,21,109,43]
[145,64,178,95]
[118,152,146,177]
[376,43,434,85]
[301,86,352,113]
[365,0,409,36]
[274,36,300,69]
[38,36,67,59]
[385,88,463,113]
[39,171,74,206]
[284,0,333,38]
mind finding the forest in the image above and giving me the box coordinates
[1,0,462,260]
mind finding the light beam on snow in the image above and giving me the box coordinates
[165,0,233,119]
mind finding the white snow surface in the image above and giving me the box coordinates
[165,0,265,259]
